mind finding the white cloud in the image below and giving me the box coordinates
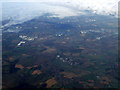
[1,0,119,16]
[1,0,119,24]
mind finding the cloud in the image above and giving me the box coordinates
[42,0,119,16]
[1,0,119,25]
[1,0,119,16]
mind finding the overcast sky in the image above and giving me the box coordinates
[1,0,119,24]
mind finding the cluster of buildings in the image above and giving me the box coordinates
[80,30,104,40]
[19,35,37,41]
[55,33,63,37]
[85,19,96,23]
[17,35,37,46]
[17,41,26,46]
[56,55,79,66]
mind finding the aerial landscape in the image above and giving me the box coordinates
[1,0,119,89]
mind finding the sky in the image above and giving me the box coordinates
[1,0,119,24]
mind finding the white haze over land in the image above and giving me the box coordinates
[1,0,119,24]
